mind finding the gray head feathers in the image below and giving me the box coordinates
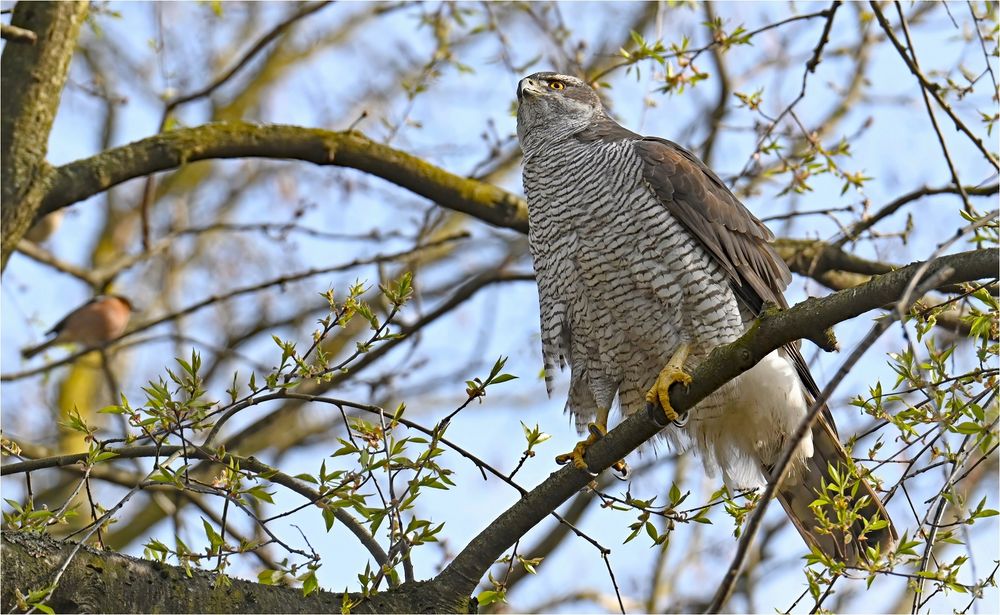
[516,72,606,156]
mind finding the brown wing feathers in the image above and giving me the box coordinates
[632,137,897,560]
[634,138,790,312]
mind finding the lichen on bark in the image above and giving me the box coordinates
[1,530,473,614]
[0,1,89,268]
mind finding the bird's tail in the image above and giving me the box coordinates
[772,416,897,564]
[21,337,56,359]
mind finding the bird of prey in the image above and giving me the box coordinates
[516,72,896,562]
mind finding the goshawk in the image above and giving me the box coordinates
[516,72,896,562]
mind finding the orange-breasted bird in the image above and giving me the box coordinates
[21,295,133,359]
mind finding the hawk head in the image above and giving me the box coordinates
[516,72,604,153]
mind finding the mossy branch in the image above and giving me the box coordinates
[1,531,466,614]
[0,0,90,268]
[40,122,529,233]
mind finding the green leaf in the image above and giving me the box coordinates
[246,486,275,504]
[302,570,319,596]
[953,422,983,435]
[669,482,681,505]
[477,590,504,607]
[322,507,336,532]
[202,518,224,549]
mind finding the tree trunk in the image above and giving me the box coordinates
[1,1,89,269]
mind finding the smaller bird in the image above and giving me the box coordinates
[21,295,133,359]
[24,211,65,244]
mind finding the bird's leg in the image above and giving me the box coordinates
[646,343,692,422]
[555,408,629,476]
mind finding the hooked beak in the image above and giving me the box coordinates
[517,77,545,102]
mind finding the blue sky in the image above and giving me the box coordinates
[2,2,997,613]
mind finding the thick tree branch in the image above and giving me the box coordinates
[40,122,529,233]
[1,0,89,268]
[435,247,997,598]
[775,238,999,337]
[1,531,461,614]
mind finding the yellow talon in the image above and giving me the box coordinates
[554,437,595,472]
[646,343,692,422]
[555,421,629,476]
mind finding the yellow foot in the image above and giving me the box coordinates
[646,343,693,423]
[555,423,629,477]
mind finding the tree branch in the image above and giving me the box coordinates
[40,122,529,233]
[0,22,37,44]
[868,1,999,170]
[1,0,90,268]
[1,530,461,614]
[435,247,997,597]
[834,182,999,248]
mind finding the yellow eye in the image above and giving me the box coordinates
[548,81,565,90]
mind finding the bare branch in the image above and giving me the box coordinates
[0,22,37,43]
[868,1,999,169]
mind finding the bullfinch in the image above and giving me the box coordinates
[21,295,133,359]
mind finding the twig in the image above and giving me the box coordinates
[733,1,842,184]
[868,1,999,169]
[603,551,626,615]
[164,2,332,113]
[0,445,390,570]
[588,7,837,84]
[286,392,613,557]
[14,240,98,286]
[967,1,998,94]
[835,182,998,248]
[761,205,854,224]
[889,1,973,214]
[1,235,468,382]
[135,1,334,250]
[806,1,841,74]
[0,22,36,43]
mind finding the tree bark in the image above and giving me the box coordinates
[40,122,529,234]
[1,531,472,614]
[0,1,89,269]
